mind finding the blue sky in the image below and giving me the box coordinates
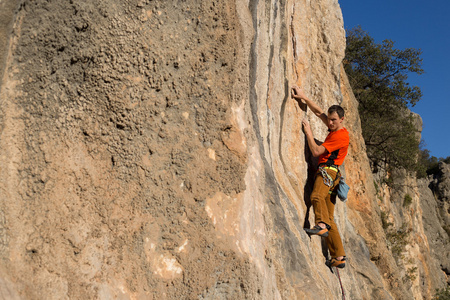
[339,0,450,159]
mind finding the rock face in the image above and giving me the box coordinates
[432,162,450,229]
[425,162,450,283]
[0,0,447,299]
[371,113,448,299]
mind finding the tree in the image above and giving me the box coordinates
[418,142,450,178]
[344,26,424,173]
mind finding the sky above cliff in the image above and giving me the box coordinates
[340,0,450,159]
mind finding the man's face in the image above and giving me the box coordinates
[327,112,344,131]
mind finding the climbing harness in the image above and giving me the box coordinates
[318,164,350,201]
[318,165,339,187]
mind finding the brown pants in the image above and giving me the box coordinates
[310,168,346,258]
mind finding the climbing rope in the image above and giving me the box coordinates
[336,268,346,300]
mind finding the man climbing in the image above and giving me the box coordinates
[291,86,349,269]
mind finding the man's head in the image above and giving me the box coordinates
[328,105,345,118]
[327,105,345,131]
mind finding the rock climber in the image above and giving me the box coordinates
[291,86,349,269]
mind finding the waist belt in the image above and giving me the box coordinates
[323,166,339,173]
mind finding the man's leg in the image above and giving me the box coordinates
[325,180,346,259]
[310,173,332,227]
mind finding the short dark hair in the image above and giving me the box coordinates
[328,105,345,118]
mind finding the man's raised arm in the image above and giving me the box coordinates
[291,86,328,125]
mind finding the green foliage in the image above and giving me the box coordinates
[403,194,412,207]
[345,27,424,173]
[380,211,410,260]
[386,223,410,260]
[380,175,394,188]
[433,286,450,300]
[374,180,379,194]
[405,266,418,282]
[418,142,450,177]
[380,211,392,230]
[416,141,434,178]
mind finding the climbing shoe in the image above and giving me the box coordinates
[325,257,346,269]
[304,225,329,237]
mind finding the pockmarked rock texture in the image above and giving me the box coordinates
[0,0,20,87]
[0,0,448,299]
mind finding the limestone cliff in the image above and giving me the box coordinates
[0,0,447,299]
[425,162,450,284]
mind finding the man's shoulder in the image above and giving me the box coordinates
[327,128,349,144]
[340,128,350,141]
[329,127,349,137]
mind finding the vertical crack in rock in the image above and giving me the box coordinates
[247,0,319,296]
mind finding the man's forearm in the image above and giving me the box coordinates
[292,86,328,126]
[304,127,322,157]
[300,97,324,118]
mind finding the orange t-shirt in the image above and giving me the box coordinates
[318,128,349,166]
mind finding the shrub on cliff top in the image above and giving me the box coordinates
[418,146,450,177]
